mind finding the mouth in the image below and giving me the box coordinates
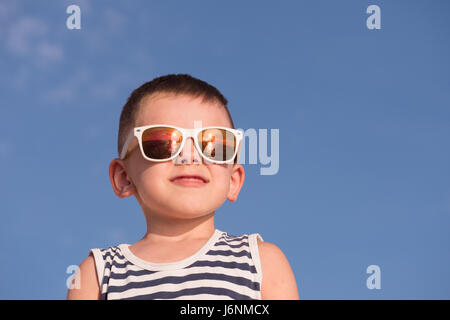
[170,175,209,187]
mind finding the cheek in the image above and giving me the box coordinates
[208,167,232,197]
[133,165,166,197]
[135,170,173,211]
[143,167,165,184]
[210,177,230,196]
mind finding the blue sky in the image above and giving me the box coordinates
[1,0,449,299]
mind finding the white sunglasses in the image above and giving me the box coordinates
[120,124,243,164]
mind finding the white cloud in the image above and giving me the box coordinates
[6,16,48,55]
[2,2,147,107]
[3,13,64,67]
[0,5,66,95]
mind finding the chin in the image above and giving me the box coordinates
[171,205,214,219]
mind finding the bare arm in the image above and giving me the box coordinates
[258,240,300,299]
[66,255,102,300]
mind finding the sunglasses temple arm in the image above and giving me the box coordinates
[119,131,134,159]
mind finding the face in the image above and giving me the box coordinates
[109,93,245,221]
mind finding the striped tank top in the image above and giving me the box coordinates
[89,229,264,300]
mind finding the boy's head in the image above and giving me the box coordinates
[117,74,235,158]
[109,74,245,221]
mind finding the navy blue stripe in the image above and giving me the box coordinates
[223,233,248,239]
[102,257,137,288]
[103,246,121,255]
[206,249,251,258]
[107,272,260,293]
[108,268,157,280]
[225,234,248,240]
[102,251,126,261]
[102,275,109,288]
[219,235,248,242]
[104,258,135,271]
[120,286,255,300]
[186,260,257,273]
[214,240,249,248]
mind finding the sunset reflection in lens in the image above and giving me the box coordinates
[198,128,236,162]
[142,127,182,159]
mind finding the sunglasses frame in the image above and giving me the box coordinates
[120,124,244,164]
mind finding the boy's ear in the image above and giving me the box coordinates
[109,158,136,198]
[227,164,245,202]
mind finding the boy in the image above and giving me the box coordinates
[67,74,299,300]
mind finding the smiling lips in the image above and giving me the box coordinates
[170,175,209,187]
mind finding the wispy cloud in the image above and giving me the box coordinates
[2,2,147,106]
[0,5,65,97]
[0,1,18,21]
[6,16,48,55]
[1,3,64,67]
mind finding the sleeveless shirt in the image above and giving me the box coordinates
[89,229,264,300]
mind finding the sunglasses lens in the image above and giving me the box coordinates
[198,128,236,162]
[141,127,183,160]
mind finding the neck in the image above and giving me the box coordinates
[141,211,216,243]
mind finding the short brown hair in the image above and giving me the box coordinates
[117,74,235,158]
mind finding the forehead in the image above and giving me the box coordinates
[135,93,232,128]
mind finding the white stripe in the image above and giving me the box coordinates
[104,260,144,274]
[102,263,150,278]
[200,254,253,264]
[107,279,259,300]
[107,266,258,288]
[211,244,250,253]
[248,233,264,300]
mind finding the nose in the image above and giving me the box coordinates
[174,137,202,165]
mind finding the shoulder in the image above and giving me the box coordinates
[66,251,103,300]
[257,239,300,300]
